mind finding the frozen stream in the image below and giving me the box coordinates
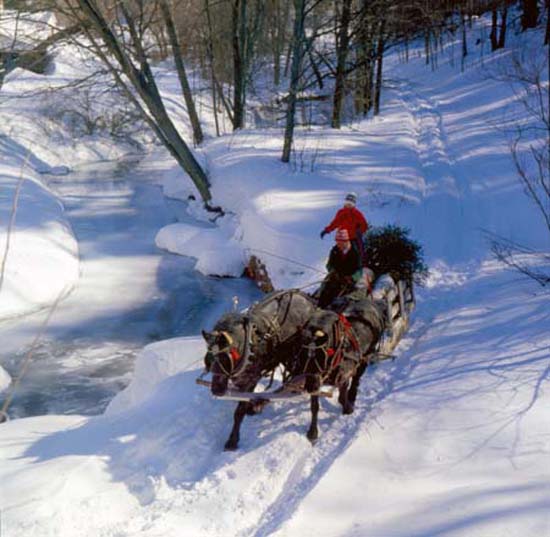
[0,157,262,418]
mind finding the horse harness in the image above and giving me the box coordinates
[210,290,303,379]
[302,313,362,383]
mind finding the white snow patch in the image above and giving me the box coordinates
[106,336,206,415]
[0,171,79,320]
[0,365,11,393]
[155,222,245,277]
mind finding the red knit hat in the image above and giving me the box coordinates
[335,228,350,241]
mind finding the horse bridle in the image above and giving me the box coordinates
[209,291,303,380]
[301,314,360,382]
[209,318,255,379]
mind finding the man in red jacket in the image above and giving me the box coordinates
[320,192,368,260]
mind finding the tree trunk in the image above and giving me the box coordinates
[424,28,430,65]
[282,0,306,163]
[160,0,203,145]
[273,6,281,87]
[373,19,385,117]
[490,4,498,51]
[232,0,246,130]
[497,4,508,49]
[359,15,376,116]
[308,46,324,89]
[331,0,352,129]
[545,0,550,44]
[365,52,375,114]
[74,0,212,204]
[204,0,220,136]
[273,0,290,86]
[461,9,468,72]
[521,0,539,30]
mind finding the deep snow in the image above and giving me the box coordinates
[0,138,79,320]
[0,11,549,537]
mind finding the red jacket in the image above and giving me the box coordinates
[324,207,368,240]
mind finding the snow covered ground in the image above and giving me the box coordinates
[0,130,79,320]
[0,13,146,322]
[0,12,549,537]
[0,364,10,393]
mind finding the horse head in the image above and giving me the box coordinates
[202,311,267,396]
[297,309,341,393]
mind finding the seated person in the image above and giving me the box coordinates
[317,228,363,308]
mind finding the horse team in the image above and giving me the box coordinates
[201,288,387,450]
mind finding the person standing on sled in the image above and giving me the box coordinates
[320,192,368,259]
[317,228,363,308]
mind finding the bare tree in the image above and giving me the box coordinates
[330,0,352,128]
[159,0,203,145]
[521,0,539,30]
[373,17,386,116]
[62,0,214,206]
[490,48,550,286]
[281,0,306,162]
[545,0,550,45]
[490,0,508,51]
[268,0,290,86]
[230,0,264,130]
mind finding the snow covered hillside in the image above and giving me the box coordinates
[0,12,548,537]
[0,12,141,321]
[0,118,79,321]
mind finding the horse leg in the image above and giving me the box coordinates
[307,395,320,443]
[348,361,368,407]
[338,378,354,415]
[224,401,251,451]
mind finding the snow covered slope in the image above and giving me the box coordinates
[0,13,548,537]
[0,146,78,320]
[0,12,154,320]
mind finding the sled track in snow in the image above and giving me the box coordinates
[251,307,444,536]
[398,83,471,201]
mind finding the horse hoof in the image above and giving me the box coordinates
[307,430,318,444]
[224,441,238,451]
[343,405,354,415]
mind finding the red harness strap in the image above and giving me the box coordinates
[323,315,360,372]
[338,314,360,352]
[229,348,241,362]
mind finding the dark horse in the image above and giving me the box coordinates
[202,289,316,450]
[293,298,386,442]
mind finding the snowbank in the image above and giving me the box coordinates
[106,336,206,415]
[0,166,78,320]
[155,222,245,277]
[0,365,10,393]
[0,22,150,320]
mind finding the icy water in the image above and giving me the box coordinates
[0,157,262,418]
